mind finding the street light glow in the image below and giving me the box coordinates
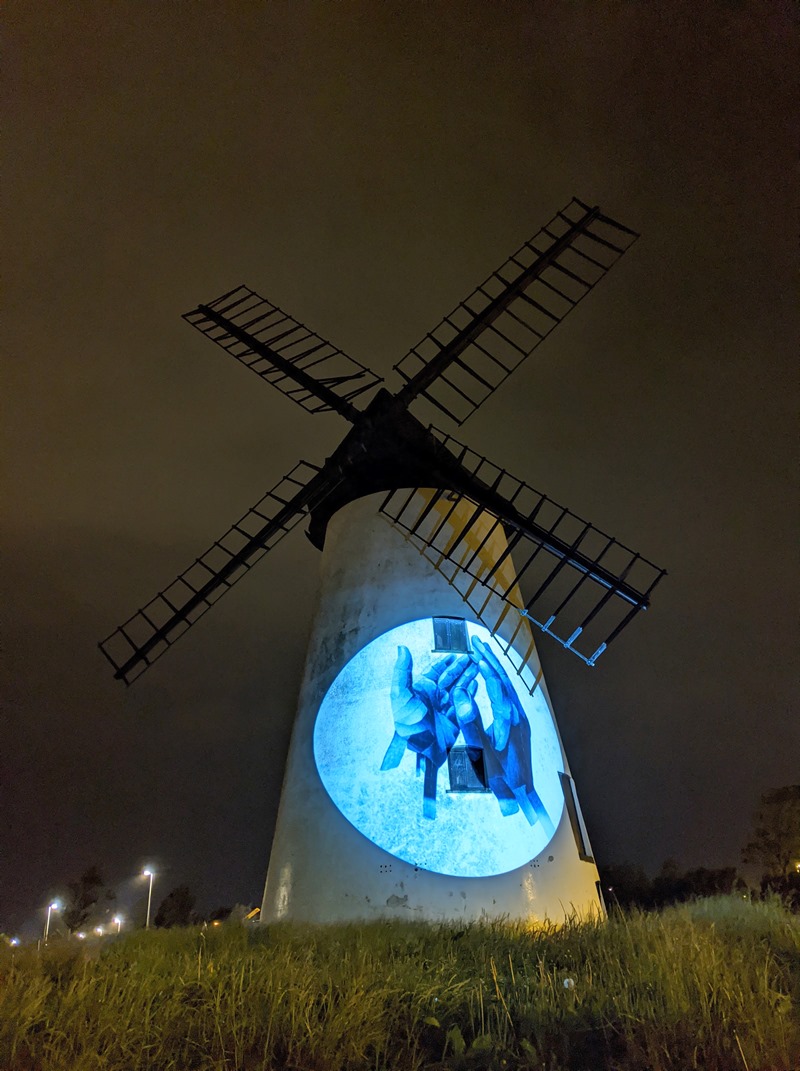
[143,868,156,929]
[44,900,60,942]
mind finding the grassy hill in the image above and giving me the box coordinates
[2,895,797,1070]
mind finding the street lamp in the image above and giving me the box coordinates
[44,900,60,942]
[112,915,123,934]
[142,868,155,929]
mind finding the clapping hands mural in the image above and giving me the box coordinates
[313,618,564,877]
[382,637,554,834]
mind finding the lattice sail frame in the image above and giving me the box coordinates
[100,197,664,685]
[380,429,665,676]
[99,461,337,683]
[383,491,548,695]
[394,198,638,424]
[183,285,382,417]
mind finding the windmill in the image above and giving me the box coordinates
[100,198,665,923]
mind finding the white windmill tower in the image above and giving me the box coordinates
[101,198,664,924]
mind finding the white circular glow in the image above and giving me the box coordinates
[313,618,564,878]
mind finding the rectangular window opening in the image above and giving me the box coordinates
[448,746,490,793]
[433,617,469,652]
[560,772,594,863]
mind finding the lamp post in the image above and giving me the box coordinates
[142,869,155,929]
[112,915,123,934]
[44,901,60,942]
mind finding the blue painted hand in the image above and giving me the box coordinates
[382,645,471,818]
[381,638,553,834]
[469,637,554,833]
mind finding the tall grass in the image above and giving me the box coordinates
[1,896,797,1070]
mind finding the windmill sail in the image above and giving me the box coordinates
[99,462,339,684]
[102,196,661,689]
[379,429,665,668]
[184,285,383,420]
[394,198,638,425]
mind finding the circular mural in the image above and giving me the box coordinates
[313,618,564,877]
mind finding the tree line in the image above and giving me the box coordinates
[601,785,800,911]
[52,784,800,930]
[59,871,229,933]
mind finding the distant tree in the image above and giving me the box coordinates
[676,866,738,899]
[652,860,739,907]
[650,858,684,904]
[63,866,115,933]
[598,863,653,910]
[154,885,196,928]
[742,785,800,880]
[761,870,800,912]
[600,860,741,912]
[208,906,232,923]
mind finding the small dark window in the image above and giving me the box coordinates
[448,746,489,792]
[560,772,594,863]
[433,617,469,652]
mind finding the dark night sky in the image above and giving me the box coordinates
[3,2,797,935]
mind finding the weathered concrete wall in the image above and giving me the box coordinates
[261,493,602,924]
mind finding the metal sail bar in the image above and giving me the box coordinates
[394,198,638,425]
[380,494,545,694]
[99,462,339,684]
[184,285,383,420]
[379,431,665,667]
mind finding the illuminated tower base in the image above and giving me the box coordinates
[261,493,603,924]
